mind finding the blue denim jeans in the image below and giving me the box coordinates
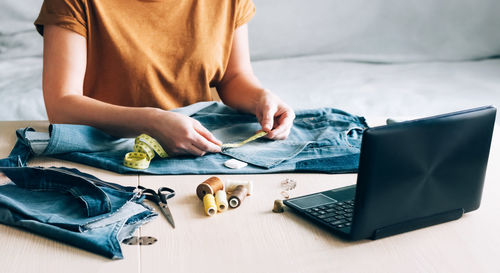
[1,102,368,174]
[0,166,156,259]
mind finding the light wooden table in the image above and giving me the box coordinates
[0,120,499,273]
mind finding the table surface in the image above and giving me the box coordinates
[0,120,499,273]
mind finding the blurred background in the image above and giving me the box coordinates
[1,0,499,121]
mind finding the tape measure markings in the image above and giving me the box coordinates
[221,131,267,149]
[123,134,168,169]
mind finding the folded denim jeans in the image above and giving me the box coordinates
[0,102,368,174]
[0,166,156,259]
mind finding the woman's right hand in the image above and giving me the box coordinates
[148,110,222,157]
[42,25,220,157]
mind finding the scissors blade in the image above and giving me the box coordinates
[158,202,175,228]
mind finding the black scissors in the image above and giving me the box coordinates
[138,186,176,228]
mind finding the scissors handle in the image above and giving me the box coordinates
[157,187,175,203]
[137,187,158,202]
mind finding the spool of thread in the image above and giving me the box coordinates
[203,194,217,216]
[215,190,229,212]
[196,176,224,200]
[228,185,248,208]
[225,179,253,195]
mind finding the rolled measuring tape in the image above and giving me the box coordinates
[123,134,168,169]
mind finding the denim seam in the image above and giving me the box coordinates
[46,168,113,215]
[108,219,125,259]
[44,125,59,155]
[81,195,146,231]
[223,142,309,168]
[69,187,93,217]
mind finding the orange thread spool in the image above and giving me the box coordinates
[196,176,224,200]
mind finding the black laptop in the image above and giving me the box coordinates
[284,106,496,240]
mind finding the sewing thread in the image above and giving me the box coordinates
[228,185,248,208]
[225,179,253,195]
[203,194,217,216]
[215,190,229,212]
[196,176,224,200]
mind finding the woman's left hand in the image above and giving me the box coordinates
[255,90,295,140]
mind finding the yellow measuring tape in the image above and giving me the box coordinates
[123,131,267,169]
[123,134,168,169]
[221,131,267,149]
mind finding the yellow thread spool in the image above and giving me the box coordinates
[215,190,228,212]
[203,194,217,216]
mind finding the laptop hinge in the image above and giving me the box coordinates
[371,208,465,240]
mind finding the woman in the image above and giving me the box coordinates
[34,0,295,157]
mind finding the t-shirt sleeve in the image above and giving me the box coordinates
[235,0,256,28]
[34,0,87,38]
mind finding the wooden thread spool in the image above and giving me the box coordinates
[196,176,224,200]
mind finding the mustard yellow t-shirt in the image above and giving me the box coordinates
[34,0,256,109]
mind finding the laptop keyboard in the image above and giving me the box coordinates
[304,200,355,229]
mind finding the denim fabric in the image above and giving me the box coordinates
[0,166,156,259]
[1,102,368,174]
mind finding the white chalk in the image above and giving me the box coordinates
[224,159,248,169]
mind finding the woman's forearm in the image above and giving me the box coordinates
[45,93,222,155]
[45,93,159,138]
[217,72,266,114]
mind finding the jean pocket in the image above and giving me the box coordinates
[222,140,310,169]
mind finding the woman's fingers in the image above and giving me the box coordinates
[191,127,222,154]
[267,111,295,139]
[259,102,277,132]
[193,121,222,146]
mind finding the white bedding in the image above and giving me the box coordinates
[0,56,44,121]
[0,0,499,121]
[253,57,500,120]
[1,53,499,121]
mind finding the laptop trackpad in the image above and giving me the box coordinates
[287,185,357,209]
[286,194,338,209]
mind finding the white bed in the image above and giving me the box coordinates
[1,0,499,121]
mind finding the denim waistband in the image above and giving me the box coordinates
[0,102,368,174]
